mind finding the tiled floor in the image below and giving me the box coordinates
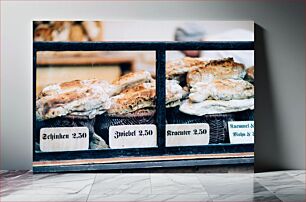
[0,170,305,201]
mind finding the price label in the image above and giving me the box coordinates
[228,121,254,144]
[166,123,210,147]
[109,124,157,149]
[40,127,89,152]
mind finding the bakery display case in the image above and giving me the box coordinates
[33,41,254,172]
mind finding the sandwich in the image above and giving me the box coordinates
[166,57,254,144]
[35,79,117,150]
[166,57,207,83]
[186,57,246,86]
[95,71,187,144]
[36,79,115,120]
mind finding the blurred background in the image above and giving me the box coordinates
[34,21,254,94]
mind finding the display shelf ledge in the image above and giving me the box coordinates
[33,152,254,172]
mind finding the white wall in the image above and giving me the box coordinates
[103,21,253,41]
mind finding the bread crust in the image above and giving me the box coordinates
[36,79,113,120]
[107,83,156,115]
[189,79,254,102]
[179,98,254,116]
[187,58,245,86]
[112,71,153,94]
[112,70,152,86]
[108,80,187,115]
[246,66,254,81]
[166,57,207,80]
[82,21,103,41]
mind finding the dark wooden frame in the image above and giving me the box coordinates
[33,41,254,172]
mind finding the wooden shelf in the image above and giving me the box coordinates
[37,52,136,72]
[33,152,254,173]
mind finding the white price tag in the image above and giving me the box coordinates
[40,127,89,152]
[166,123,210,147]
[109,124,157,149]
[228,121,254,144]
